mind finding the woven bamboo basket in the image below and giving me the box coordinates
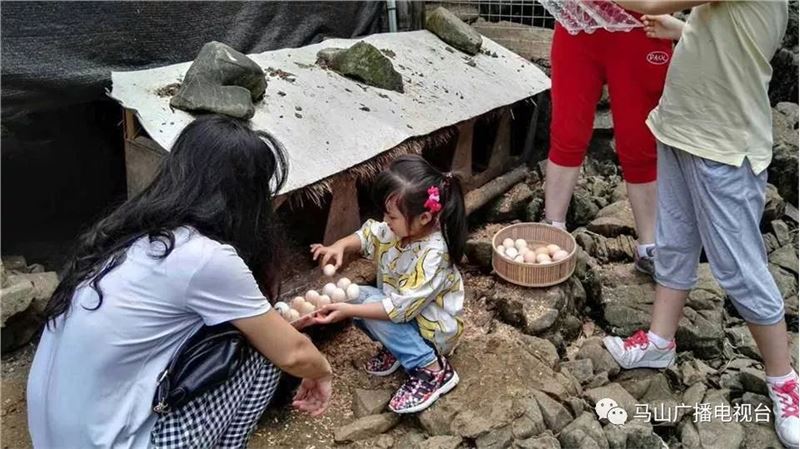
[492,223,577,287]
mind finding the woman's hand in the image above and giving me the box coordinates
[313,303,354,325]
[641,14,685,41]
[310,243,344,270]
[292,375,332,417]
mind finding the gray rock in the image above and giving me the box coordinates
[334,413,400,443]
[587,372,610,389]
[741,421,785,449]
[397,429,428,448]
[1,276,34,327]
[2,255,27,271]
[682,383,707,411]
[514,432,562,449]
[576,342,621,378]
[695,390,744,449]
[486,183,534,223]
[726,326,762,360]
[475,426,514,449]
[531,308,560,334]
[558,412,609,449]
[769,104,799,205]
[615,369,658,400]
[425,6,483,55]
[771,220,792,246]
[587,201,636,238]
[639,374,681,426]
[604,420,666,449]
[352,388,393,417]
[763,184,786,224]
[532,390,573,433]
[740,367,768,395]
[610,183,627,203]
[516,396,547,438]
[679,359,716,387]
[570,191,601,228]
[562,359,595,385]
[525,197,544,223]
[584,383,638,418]
[417,435,465,449]
[465,239,494,271]
[594,109,613,135]
[488,283,572,336]
[326,41,404,93]
[769,264,798,300]
[521,335,560,370]
[170,41,266,119]
[769,245,799,275]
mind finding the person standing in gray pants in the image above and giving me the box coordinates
[602,1,797,447]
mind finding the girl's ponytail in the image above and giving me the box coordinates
[439,172,467,264]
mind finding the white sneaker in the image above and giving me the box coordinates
[768,378,799,448]
[602,330,676,369]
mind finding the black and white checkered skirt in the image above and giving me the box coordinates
[150,348,281,449]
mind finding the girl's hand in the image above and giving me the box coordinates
[313,303,354,324]
[641,14,685,41]
[292,375,332,417]
[290,313,317,330]
[310,243,344,270]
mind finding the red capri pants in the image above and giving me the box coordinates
[548,23,672,184]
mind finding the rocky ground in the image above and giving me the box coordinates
[3,104,797,449]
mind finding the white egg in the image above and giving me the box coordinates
[546,244,561,256]
[552,249,570,261]
[502,238,514,249]
[337,277,352,289]
[299,301,316,315]
[286,309,300,321]
[536,253,552,264]
[305,290,321,303]
[346,283,360,301]
[514,255,524,263]
[505,247,519,259]
[514,239,528,250]
[496,245,505,254]
[317,295,331,306]
[290,297,306,310]
[323,264,337,277]
[274,301,290,313]
[523,251,537,264]
[331,288,347,303]
[322,283,338,297]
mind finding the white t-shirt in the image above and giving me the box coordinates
[646,0,788,175]
[27,227,271,449]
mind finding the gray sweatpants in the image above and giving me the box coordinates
[655,142,785,326]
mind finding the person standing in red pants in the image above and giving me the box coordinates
[543,15,673,277]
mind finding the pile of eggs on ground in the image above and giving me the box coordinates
[273,264,361,322]
[495,238,569,265]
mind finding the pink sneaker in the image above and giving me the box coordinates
[768,378,799,448]
[602,330,676,369]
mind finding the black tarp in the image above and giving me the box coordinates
[1,1,385,117]
[0,1,385,267]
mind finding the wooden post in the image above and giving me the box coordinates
[451,118,475,182]
[323,177,361,246]
[471,109,512,189]
[123,109,139,141]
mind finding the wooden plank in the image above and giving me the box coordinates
[470,109,512,189]
[124,136,167,197]
[123,109,140,141]
[451,118,475,180]
[323,177,361,246]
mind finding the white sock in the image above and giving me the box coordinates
[550,220,567,231]
[637,243,655,258]
[766,369,798,386]
[647,330,672,349]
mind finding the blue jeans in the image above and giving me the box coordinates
[351,285,438,371]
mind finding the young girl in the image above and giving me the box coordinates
[311,155,467,414]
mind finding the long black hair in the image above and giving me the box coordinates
[44,114,288,326]
[372,154,467,263]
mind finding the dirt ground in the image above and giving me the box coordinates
[0,258,494,449]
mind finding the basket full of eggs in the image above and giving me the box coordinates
[492,223,577,287]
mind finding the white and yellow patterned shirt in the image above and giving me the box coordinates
[356,219,465,355]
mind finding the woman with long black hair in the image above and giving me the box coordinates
[26,115,332,448]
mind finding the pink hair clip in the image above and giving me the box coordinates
[424,186,442,213]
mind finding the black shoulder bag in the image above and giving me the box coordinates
[152,323,248,414]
